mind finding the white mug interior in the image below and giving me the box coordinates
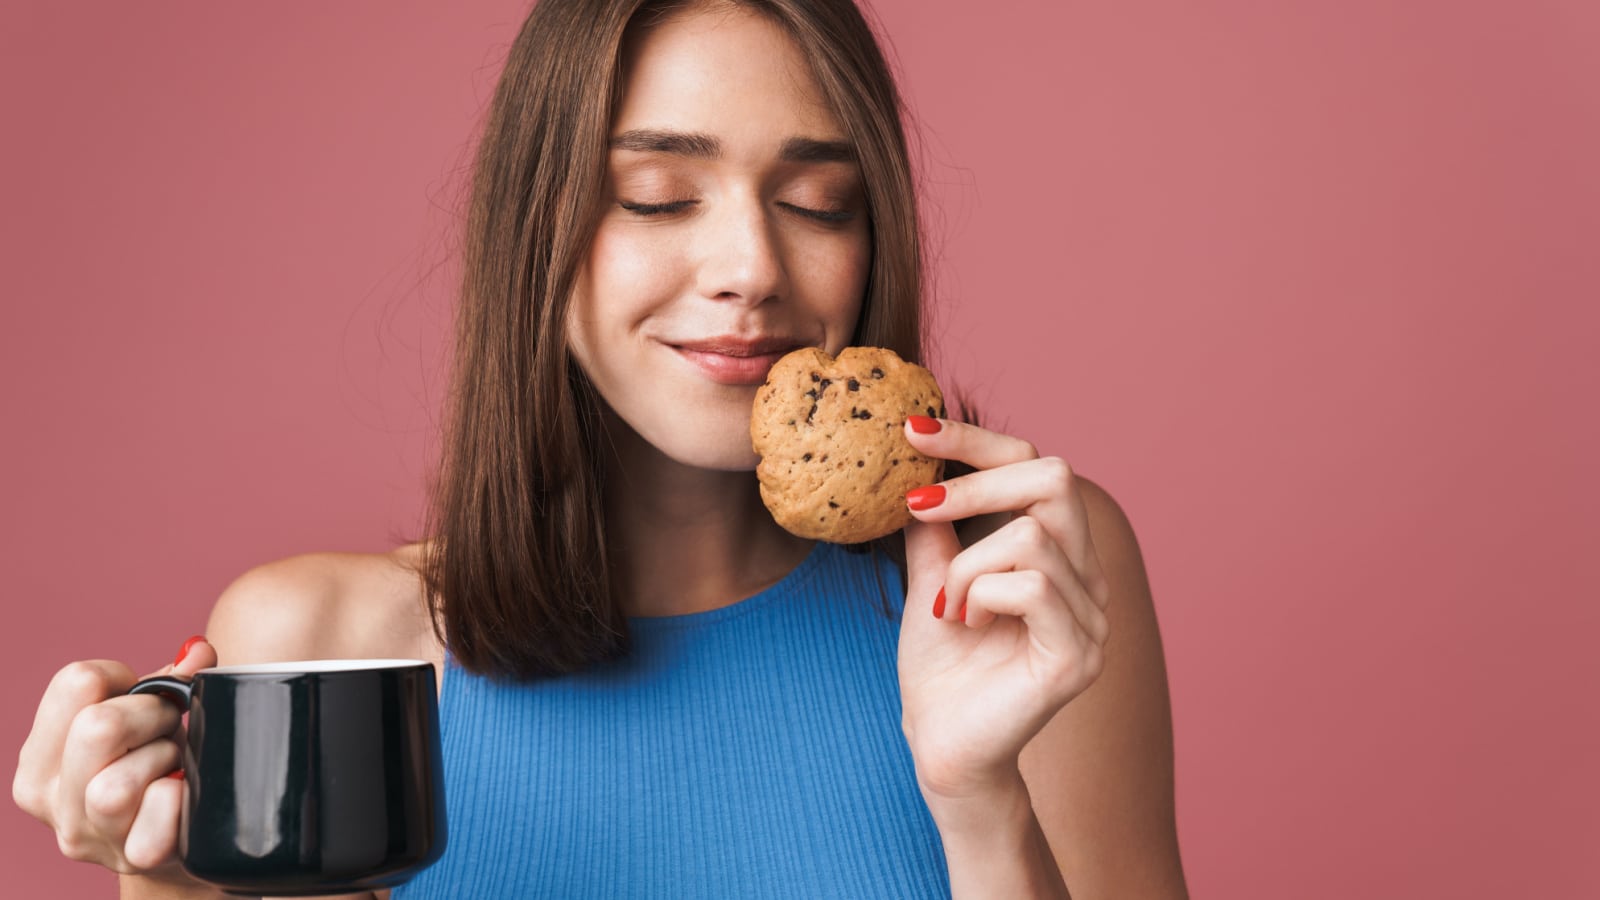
[201,659,429,675]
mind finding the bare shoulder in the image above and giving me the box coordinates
[1076,474,1143,564]
[1020,473,1190,898]
[205,542,439,669]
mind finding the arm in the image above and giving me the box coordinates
[118,557,382,900]
[894,406,1190,900]
[927,769,1072,899]
[119,875,379,900]
[118,875,236,900]
[922,478,1185,900]
[1015,477,1187,898]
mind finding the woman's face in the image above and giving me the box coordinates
[567,4,872,472]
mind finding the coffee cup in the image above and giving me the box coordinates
[129,659,447,896]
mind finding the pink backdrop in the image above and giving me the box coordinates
[4,1,1596,897]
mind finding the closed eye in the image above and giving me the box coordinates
[619,200,855,224]
[619,200,695,216]
[780,202,855,224]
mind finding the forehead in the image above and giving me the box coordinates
[614,6,847,153]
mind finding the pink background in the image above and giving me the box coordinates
[4,1,1596,897]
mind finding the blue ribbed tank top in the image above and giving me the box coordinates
[392,541,952,899]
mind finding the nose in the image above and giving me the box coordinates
[694,194,789,307]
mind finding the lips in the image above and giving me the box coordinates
[672,336,806,357]
[668,335,808,386]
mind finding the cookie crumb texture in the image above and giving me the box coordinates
[750,346,945,543]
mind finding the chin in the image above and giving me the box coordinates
[660,436,762,473]
[623,410,763,473]
[656,387,767,471]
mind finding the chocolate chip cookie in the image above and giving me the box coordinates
[749,346,945,543]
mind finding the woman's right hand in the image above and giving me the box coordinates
[12,636,217,877]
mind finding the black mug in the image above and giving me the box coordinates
[130,659,448,897]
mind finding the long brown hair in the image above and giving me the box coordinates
[423,0,930,679]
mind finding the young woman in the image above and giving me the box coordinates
[13,1,1188,897]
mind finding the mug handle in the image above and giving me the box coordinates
[129,675,194,710]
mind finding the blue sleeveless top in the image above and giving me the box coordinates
[393,541,952,899]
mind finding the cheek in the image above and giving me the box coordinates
[811,232,871,343]
[568,225,681,366]
[582,226,669,316]
[846,235,872,298]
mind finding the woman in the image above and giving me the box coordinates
[13,0,1188,897]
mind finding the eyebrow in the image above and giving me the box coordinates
[609,129,856,164]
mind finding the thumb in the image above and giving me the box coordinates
[168,635,218,677]
[902,516,961,608]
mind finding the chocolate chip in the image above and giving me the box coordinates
[871,367,884,378]
[811,372,820,382]
[828,501,839,509]
[849,408,872,420]
[892,459,900,466]
[926,406,936,418]
[805,389,818,400]
[807,403,817,422]
[841,510,848,517]
[848,378,860,391]
[819,378,832,390]
[802,453,812,462]
[856,460,865,467]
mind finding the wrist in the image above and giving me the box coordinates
[918,765,1033,836]
[920,770,1071,900]
[119,868,235,900]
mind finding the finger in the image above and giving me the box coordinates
[122,776,183,872]
[938,516,1102,643]
[902,516,962,621]
[935,515,1067,621]
[962,569,1107,696]
[903,416,1039,471]
[961,569,1069,633]
[173,637,217,675]
[907,456,1074,525]
[962,567,1109,647]
[908,456,1102,580]
[82,738,182,843]
[55,695,183,845]
[15,661,136,815]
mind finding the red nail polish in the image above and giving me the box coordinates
[174,635,204,666]
[932,586,946,619]
[908,415,942,434]
[167,769,184,780]
[959,602,967,624]
[906,484,946,511]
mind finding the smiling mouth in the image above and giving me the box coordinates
[671,337,807,357]
[668,339,808,385]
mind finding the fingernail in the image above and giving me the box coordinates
[907,415,942,434]
[167,769,184,780]
[958,602,967,624]
[932,586,946,619]
[906,485,946,511]
[174,635,204,667]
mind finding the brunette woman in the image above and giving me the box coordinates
[14,1,1188,897]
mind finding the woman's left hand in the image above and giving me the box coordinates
[895,415,1112,803]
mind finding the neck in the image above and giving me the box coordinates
[599,419,813,618]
